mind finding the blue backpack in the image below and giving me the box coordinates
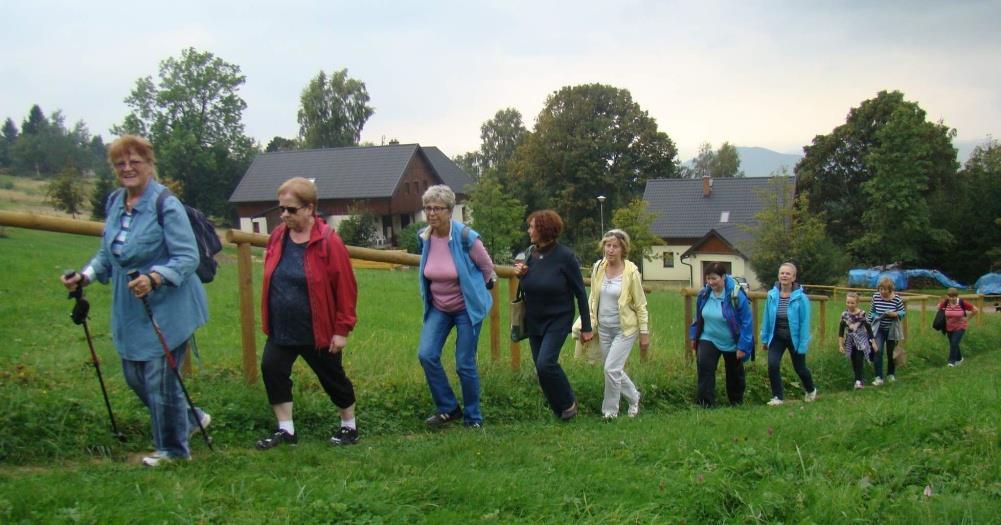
[109,188,222,283]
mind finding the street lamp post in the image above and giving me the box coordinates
[597,195,606,234]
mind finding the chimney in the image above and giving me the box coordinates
[702,175,712,197]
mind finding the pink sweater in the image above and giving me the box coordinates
[423,235,493,313]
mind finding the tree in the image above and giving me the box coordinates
[265,136,298,152]
[479,108,527,173]
[12,108,87,177]
[610,199,663,268]
[452,151,482,179]
[46,166,87,218]
[89,163,117,220]
[398,221,427,254]
[683,141,743,178]
[297,69,374,149]
[748,175,848,286]
[0,118,17,169]
[468,171,526,263]
[508,83,679,255]
[337,205,380,247]
[795,90,957,260]
[115,47,257,218]
[21,105,49,136]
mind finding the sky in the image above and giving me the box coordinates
[2,0,999,161]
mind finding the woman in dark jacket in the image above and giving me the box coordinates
[689,263,753,407]
[513,210,593,420]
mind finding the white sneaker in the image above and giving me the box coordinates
[854,380,864,389]
[627,394,640,418]
[189,411,212,438]
[602,412,618,420]
[872,377,884,386]
[805,390,818,402]
[767,397,784,406]
[141,451,172,468]
[887,375,896,383]
[956,359,964,366]
[947,362,956,367]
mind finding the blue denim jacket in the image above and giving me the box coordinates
[759,283,811,354]
[417,219,492,326]
[85,180,209,360]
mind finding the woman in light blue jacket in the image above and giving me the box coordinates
[759,262,816,405]
[61,135,209,467]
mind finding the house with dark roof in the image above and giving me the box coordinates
[228,144,475,245]
[641,175,794,289]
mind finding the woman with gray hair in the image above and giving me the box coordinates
[759,262,816,405]
[587,229,649,418]
[416,185,495,429]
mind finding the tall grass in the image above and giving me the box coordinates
[1,227,999,523]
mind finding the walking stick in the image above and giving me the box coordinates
[127,271,213,451]
[64,271,126,442]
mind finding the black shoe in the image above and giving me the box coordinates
[330,426,359,446]
[560,401,578,421]
[256,429,297,450]
[425,407,462,429]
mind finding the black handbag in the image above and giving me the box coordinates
[932,306,947,333]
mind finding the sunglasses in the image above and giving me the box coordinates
[279,205,303,214]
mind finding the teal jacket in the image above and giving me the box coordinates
[417,219,493,326]
[85,180,209,360]
[759,283,811,354]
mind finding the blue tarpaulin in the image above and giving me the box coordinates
[847,269,966,290]
[974,273,1001,295]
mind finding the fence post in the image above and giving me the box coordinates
[236,242,258,384]
[819,299,827,343]
[508,277,520,371]
[490,283,500,362]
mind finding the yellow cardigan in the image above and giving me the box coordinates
[588,259,649,337]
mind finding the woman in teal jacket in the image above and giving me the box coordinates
[759,262,816,405]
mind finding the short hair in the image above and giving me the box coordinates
[779,261,798,278]
[704,262,728,278]
[947,287,959,297]
[277,177,318,208]
[846,291,860,301]
[527,210,563,243]
[599,229,631,258]
[422,184,455,209]
[877,277,895,292]
[108,134,156,168]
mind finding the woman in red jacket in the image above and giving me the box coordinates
[940,287,978,367]
[256,177,360,449]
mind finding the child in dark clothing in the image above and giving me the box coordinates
[838,292,876,389]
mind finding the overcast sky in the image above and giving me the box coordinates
[2,1,998,160]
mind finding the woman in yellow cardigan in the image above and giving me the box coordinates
[588,230,650,418]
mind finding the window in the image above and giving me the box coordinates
[720,211,730,223]
[662,251,675,268]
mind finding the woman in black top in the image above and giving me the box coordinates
[514,210,593,420]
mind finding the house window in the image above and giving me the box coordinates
[662,251,675,268]
[720,211,730,223]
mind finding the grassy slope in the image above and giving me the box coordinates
[0,228,999,523]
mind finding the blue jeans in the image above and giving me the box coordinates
[122,342,203,459]
[418,307,483,424]
[947,329,965,364]
[767,335,814,399]
[529,331,576,415]
[873,325,897,378]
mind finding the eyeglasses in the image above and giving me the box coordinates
[279,205,303,214]
[423,206,449,215]
[114,159,145,170]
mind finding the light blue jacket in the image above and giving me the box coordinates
[85,180,209,360]
[759,283,811,354]
[417,219,493,326]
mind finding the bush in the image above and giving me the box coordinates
[398,221,426,253]
[338,208,380,247]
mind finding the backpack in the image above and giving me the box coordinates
[109,188,222,283]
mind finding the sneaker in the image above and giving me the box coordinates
[805,390,817,403]
[947,362,956,367]
[854,380,864,390]
[255,429,298,450]
[329,426,359,446]
[887,375,896,383]
[603,412,618,420]
[464,421,483,429]
[560,401,578,421]
[872,377,884,386]
[141,451,182,467]
[628,394,640,418]
[767,397,784,406]
[189,411,212,438]
[956,358,964,366]
[425,407,463,429]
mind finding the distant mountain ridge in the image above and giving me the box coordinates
[682,147,803,177]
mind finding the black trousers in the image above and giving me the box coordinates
[767,335,814,399]
[850,349,866,382]
[696,340,745,407]
[529,331,576,415]
[261,339,356,409]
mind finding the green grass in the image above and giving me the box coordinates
[1,227,999,523]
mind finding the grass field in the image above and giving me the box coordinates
[0,226,999,523]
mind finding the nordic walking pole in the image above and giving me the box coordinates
[64,271,127,443]
[127,271,214,451]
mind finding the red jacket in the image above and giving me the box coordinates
[261,218,358,348]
